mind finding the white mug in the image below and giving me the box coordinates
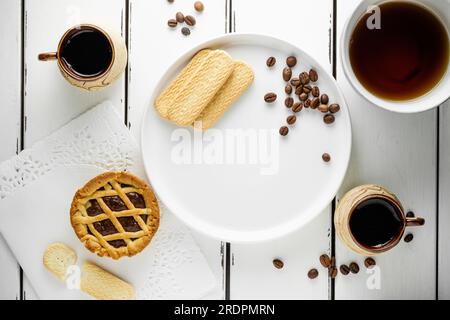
[340,0,450,113]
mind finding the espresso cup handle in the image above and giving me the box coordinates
[406,216,425,227]
[38,52,57,61]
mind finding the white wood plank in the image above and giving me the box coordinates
[439,100,450,299]
[22,0,127,299]
[127,0,229,299]
[230,0,333,299]
[335,0,437,299]
[0,0,22,300]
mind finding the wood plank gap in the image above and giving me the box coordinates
[436,106,439,300]
[124,0,130,127]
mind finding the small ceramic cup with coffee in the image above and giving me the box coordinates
[334,184,425,256]
[38,24,127,90]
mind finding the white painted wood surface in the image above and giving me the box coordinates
[229,0,333,299]
[0,0,22,300]
[335,0,437,300]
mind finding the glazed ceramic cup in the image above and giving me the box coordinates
[334,184,425,256]
[341,0,450,113]
[38,24,127,91]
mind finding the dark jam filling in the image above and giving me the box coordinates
[85,192,148,248]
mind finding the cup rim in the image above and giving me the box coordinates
[340,0,450,113]
[347,194,406,254]
[56,24,116,82]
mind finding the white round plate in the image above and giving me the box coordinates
[142,34,352,242]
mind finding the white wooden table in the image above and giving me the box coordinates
[0,0,449,300]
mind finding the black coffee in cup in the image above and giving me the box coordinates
[349,197,403,248]
[59,26,113,78]
[349,1,449,101]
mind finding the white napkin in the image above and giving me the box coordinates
[0,101,217,300]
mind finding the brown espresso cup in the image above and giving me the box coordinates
[334,184,425,256]
[38,24,127,91]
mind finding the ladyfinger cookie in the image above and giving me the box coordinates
[155,49,211,119]
[195,61,254,130]
[167,50,235,126]
[43,242,77,282]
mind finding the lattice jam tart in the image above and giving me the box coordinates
[70,172,160,260]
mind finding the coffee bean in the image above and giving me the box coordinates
[319,254,331,268]
[290,77,301,87]
[404,233,414,243]
[283,67,292,81]
[349,262,360,274]
[329,103,340,113]
[329,266,338,279]
[303,85,312,94]
[167,0,174,3]
[279,126,289,136]
[287,115,297,125]
[266,56,276,67]
[286,56,297,67]
[176,12,185,23]
[273,259,284,269]
[312,86,320,97]
[295,85,303,96]
[310,97,320,109]
[308,268,319,279]
[292,102,303,113]
[299,93,308,101]
[406,211,415,218]
[185,15,196,26]
[168,19,178,28]
[320,94,329,104]
[323,114,335,124]
[340,264,350,275]
[364,257,376,268]
[304,99,311,108]
[285,97,294,108]
[285,84,292,95]
[181,27,191,36]
[318,104,329,113]
[299,72,310,85]
[264,92,277,103]
[309,69,319,82]
[194,1,204,12]
[322,153,331,162]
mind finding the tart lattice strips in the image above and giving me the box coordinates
[70,172,160,260]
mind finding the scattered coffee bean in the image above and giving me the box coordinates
[320,94,329,104]
[318,104,329,113]
[310,97,320,109]
[285,84,292,95]
[312,86,320,97]
[340,264,350,275]
[181,27,191,36]
[287,115,297,125]
[406,211,415,218]
[279,126,289,136]
[309,69,319,82]
[286,56,297,67]
[322,153,331,162]
[292,102,303,113]
[323,114,335,124]
[266,56,276,67]
[285,97,294,108]
[364,257,376,268]
[319,254,331,268]
[167,0,174,3]
[329,266,338,279]
[264,92,277,103]
[304,99,311,108]
[295,85,303,96]
[273,259,284,269]
[329,103,340,113]
[308,268,319,279]
[194,1,204,12]
[349,262,360,274]
[168,19,178,28]
[290,77,301,87]
[404,233,414,243]
[176,12,185,23]
[185,15,196,26]
[283,67,292,81]
[299,93,308,101]
[299,72,310,85]
[303,85,312,94]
